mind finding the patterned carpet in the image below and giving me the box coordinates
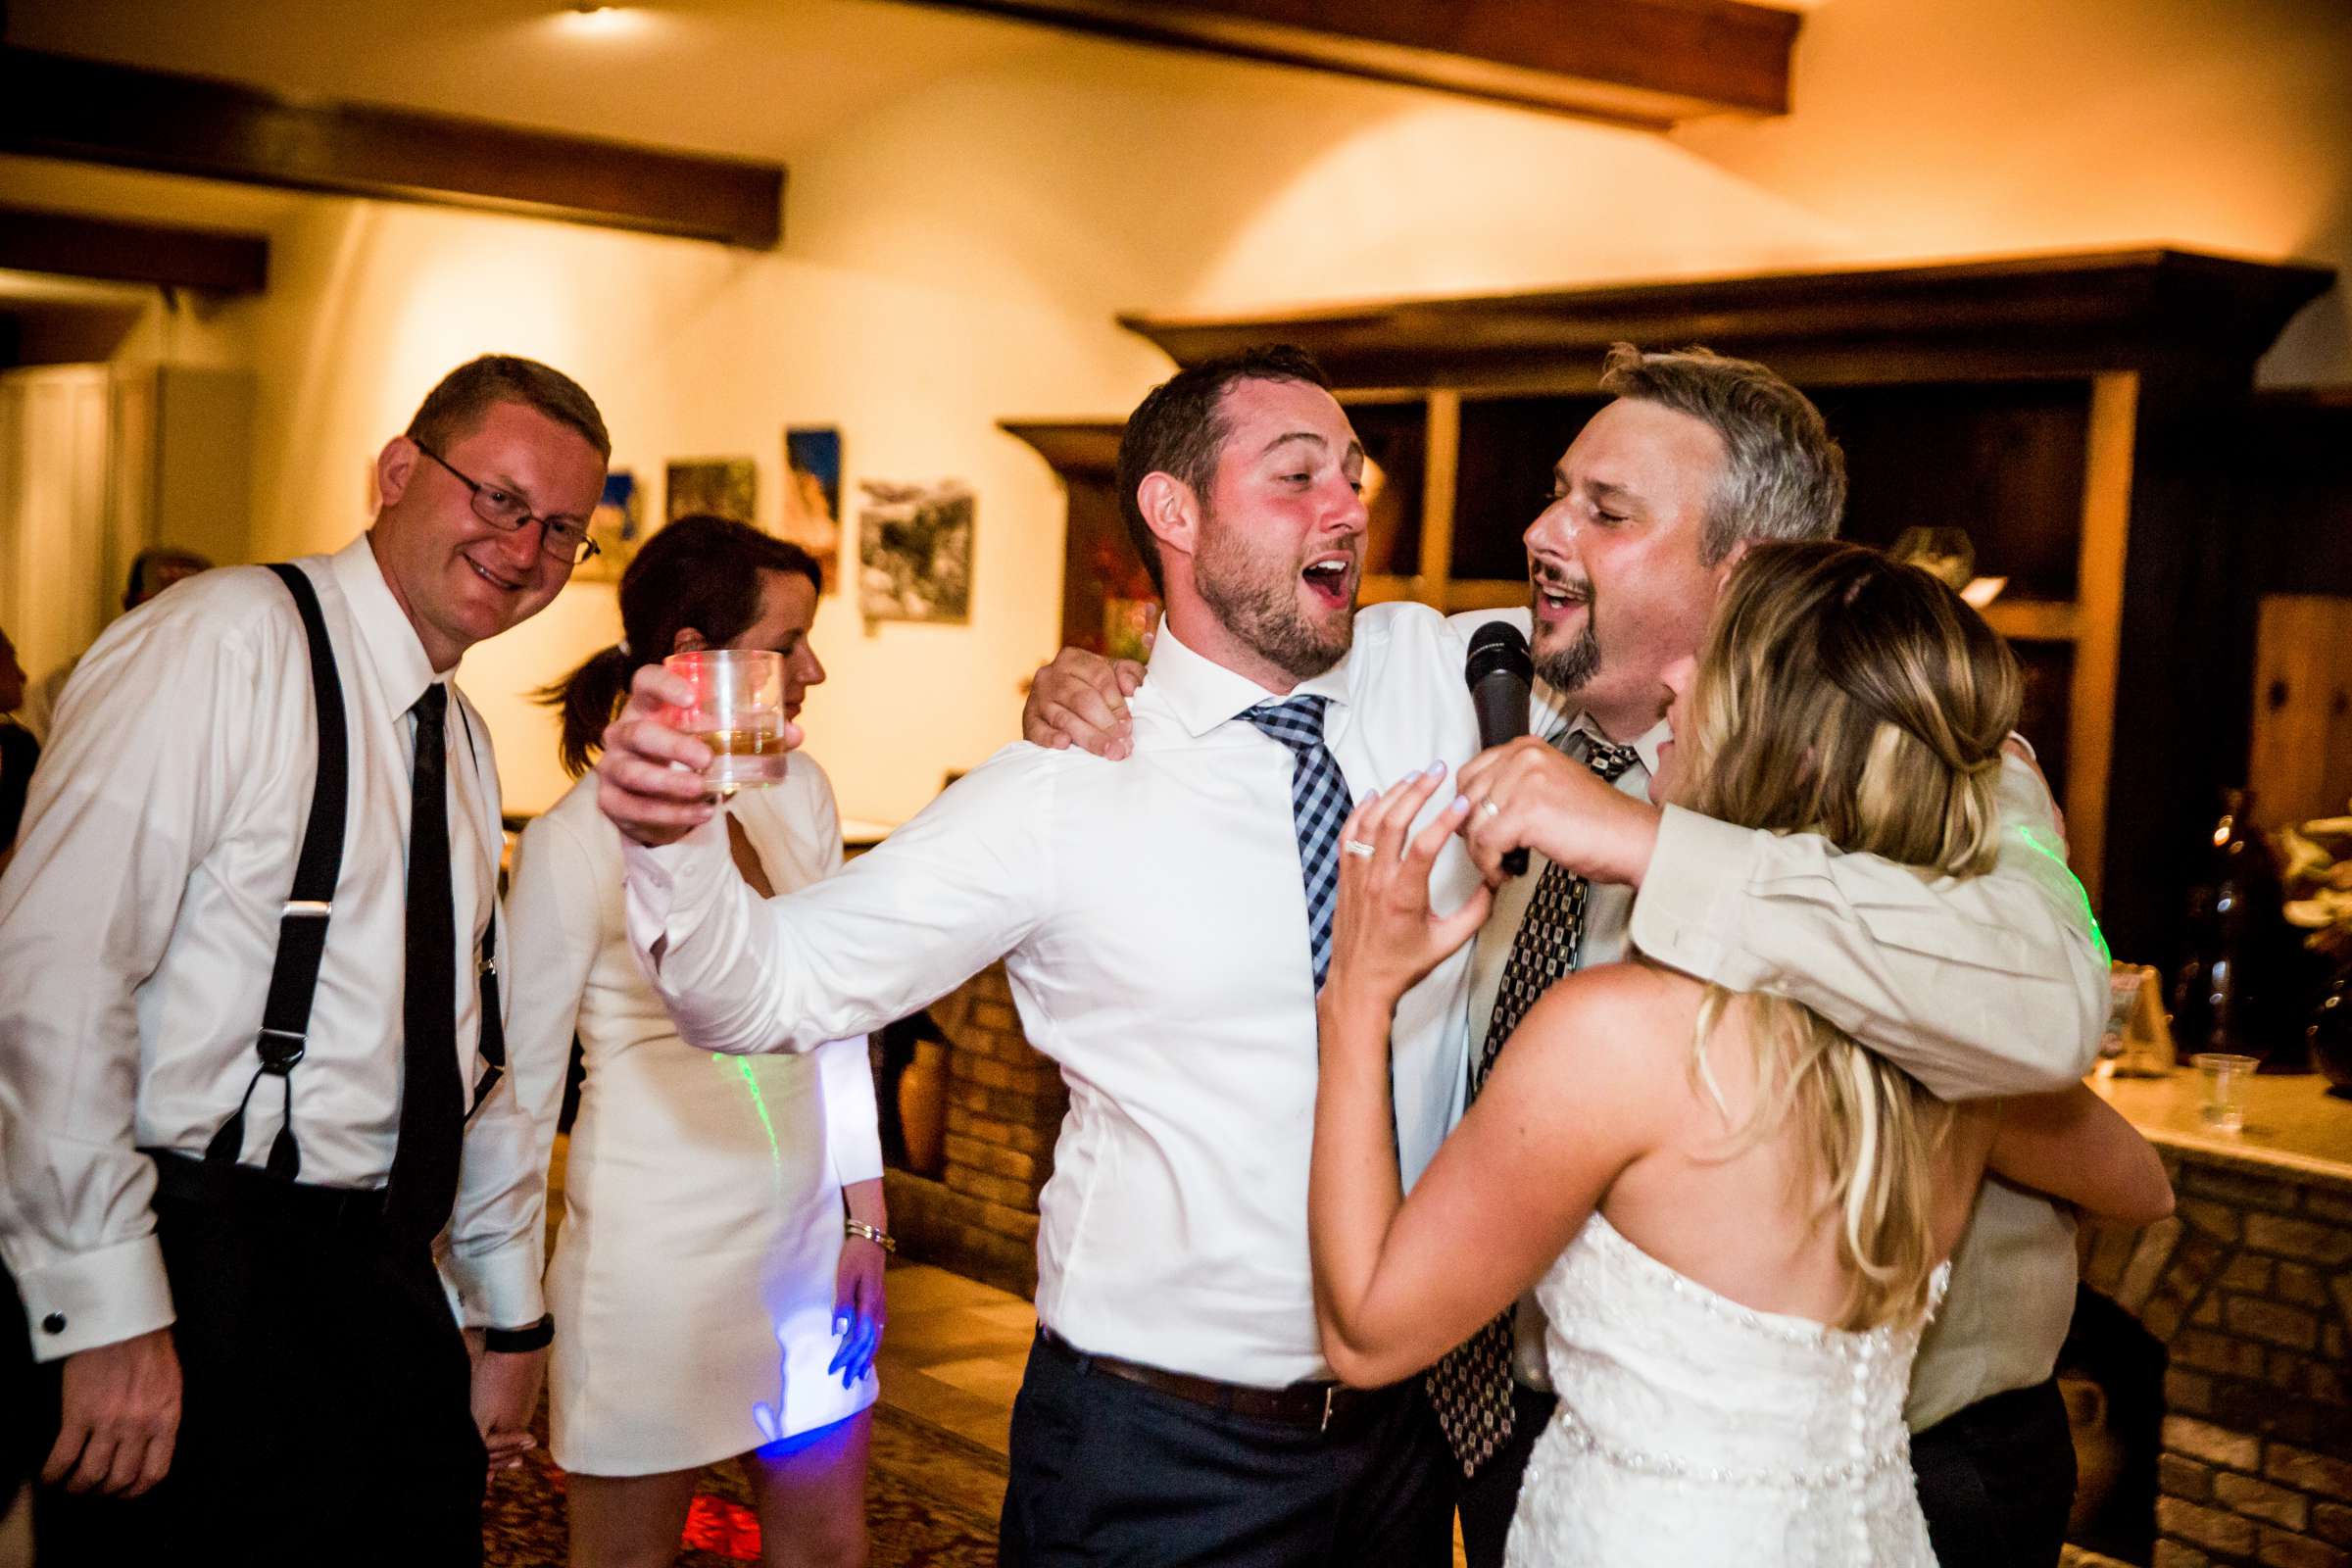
[484,1398,1005,1567]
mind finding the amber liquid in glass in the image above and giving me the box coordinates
[701,724,788,795]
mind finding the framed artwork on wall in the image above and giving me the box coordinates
[858,478,973,624]
[572,469,644,582]
[665,457,757,524]
[781,426,844,585]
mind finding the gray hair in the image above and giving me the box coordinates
[1598,343,1845,564]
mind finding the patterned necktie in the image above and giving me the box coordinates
[1241,696,1351,990]
[1428,733,1644,1475]
[384,683,465,1254]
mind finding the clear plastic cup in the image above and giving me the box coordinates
[2190,1052,2258,1134]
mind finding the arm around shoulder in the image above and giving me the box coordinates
[1631,751,2106,1102]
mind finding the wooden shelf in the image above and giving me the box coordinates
[1445,579,1533,612]
[1980,599,2082,643]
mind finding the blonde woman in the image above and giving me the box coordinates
[1309,541,2171,1566]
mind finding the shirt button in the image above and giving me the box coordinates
[40,1312,66,1335]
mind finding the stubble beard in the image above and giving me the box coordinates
[1200,565,1351,683]
[1197,527,1352,683]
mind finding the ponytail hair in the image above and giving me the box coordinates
[537,514,823,777]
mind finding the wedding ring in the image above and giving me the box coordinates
[1479,800,1502,819]
[1342,839,1376,858]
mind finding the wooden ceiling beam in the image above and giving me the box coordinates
[0,47,784,249]
[1121,250,2337,389]
[907,0,1797,127]
[0,204,269,294]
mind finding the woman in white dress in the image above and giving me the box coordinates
[509,515,885,1568]
[1309,541,2175,1566]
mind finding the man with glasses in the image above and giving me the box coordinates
[0,355,609,1564]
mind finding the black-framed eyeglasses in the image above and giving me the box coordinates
[416,444,600,566]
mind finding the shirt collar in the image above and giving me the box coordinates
[330,533,445,718]
[1145,618,1353,740]
[1539,694,1670,777]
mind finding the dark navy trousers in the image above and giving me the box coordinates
[999,1332,1457,1567]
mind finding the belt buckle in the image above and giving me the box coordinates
[1320,1385,1337,1434]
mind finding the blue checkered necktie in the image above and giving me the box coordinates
[1241,696,1352,990]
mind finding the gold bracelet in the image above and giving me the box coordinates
[844,1218,897,1253]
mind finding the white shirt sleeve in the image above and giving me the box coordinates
[0,613,271,1359]
[817,1036,885,1189]
[439,809,604,1330]
[1630,753,2106,1100]
[621,752,1051,1058]
[798,767,885,1189]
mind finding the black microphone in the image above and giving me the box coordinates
[1464,621,1534,877]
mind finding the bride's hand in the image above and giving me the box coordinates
[1324,764,1494,1013]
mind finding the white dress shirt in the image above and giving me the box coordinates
[0,535,542,1360]
[623,605,1484,1388]
[1450,611,2105,1415]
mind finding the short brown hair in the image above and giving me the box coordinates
[407,355,611,464]
[1116,344,1332,594]
[123,546,212,608]
[1598,343,1844,564]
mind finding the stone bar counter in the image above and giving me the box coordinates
[2079,1067,2352,1568]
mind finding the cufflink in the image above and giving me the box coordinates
[40,1312,65,1335]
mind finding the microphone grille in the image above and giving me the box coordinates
[1465,619,1532,687]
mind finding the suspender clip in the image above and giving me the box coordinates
[255,1027,308,1074]
[1321,1385,1337,1434]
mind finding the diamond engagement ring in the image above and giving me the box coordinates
[1479,800,1502,819]
[1342,839,1376,858]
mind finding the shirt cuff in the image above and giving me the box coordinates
[621,814,726,974]
[441,1237,547,1332]
[1628,805,1761,984]
[18,1233,174,1362]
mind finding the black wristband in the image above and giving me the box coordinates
[483,1313,554,1353]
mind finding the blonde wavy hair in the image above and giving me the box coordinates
[1672,540,2022,1330]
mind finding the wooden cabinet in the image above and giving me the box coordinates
[1006,249,2331,965]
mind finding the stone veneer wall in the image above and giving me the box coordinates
[883,962,1066,1298]
[2079,1147,2352,1568]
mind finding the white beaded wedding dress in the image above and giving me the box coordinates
[1505,1211,1946,1567]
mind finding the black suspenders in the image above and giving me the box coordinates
[457,709,508,1118]
[202,563,508,1182]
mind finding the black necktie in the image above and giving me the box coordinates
[384,683,464,1252]
[1428,733,1643,1475]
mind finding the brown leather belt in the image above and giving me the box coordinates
[1036,1327,1388,1434]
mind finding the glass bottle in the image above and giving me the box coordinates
[2171,789,2305,1071]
